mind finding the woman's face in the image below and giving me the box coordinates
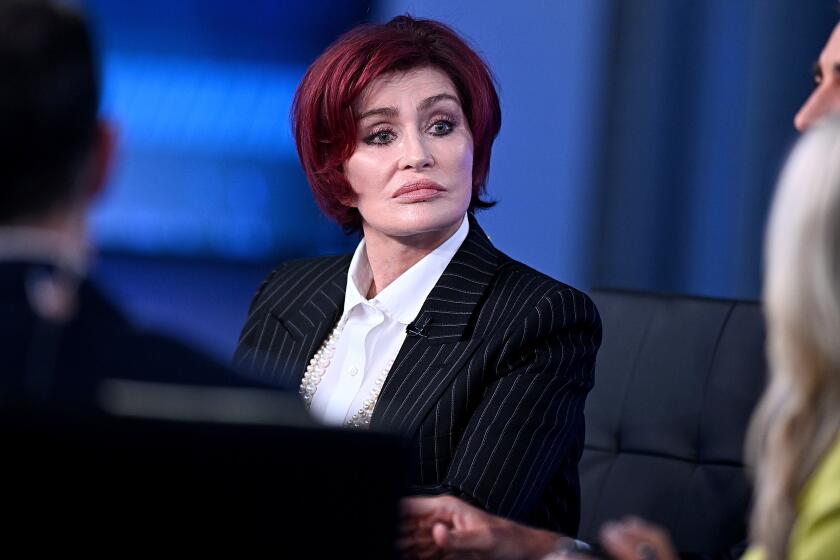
[795,21,840,132]
[344,66,473,243]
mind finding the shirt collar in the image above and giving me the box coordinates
[0,226,89,275]
[344,214,470,325]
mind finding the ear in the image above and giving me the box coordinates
[86,120,116,202]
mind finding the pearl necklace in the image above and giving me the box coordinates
[299,316,396,429]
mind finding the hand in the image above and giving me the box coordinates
[399,495,570,560]
[398,497,444,560]
[598,518,678,560]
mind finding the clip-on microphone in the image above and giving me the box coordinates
[405,315,432,338]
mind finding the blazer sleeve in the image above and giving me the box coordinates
[427,286,601,521]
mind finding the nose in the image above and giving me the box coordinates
[399,131,434,170]
[795,85,836,132]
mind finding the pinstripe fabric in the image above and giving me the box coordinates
[234,218,601,535]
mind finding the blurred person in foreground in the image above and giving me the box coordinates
[400,78,840,560]
[235,14,601,540]
[0,0,305,423]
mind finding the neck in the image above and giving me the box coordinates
[362,218,463,298]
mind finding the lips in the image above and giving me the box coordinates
[392,181,445,202]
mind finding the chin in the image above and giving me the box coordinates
[394,219,460,237]
[365,216,459,240]
[361,199,468,239]
[399,210,464,234]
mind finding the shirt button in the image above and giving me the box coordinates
[349,367,359,376]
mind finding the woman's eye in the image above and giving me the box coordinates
[429,120,454,136]
[365,129,396,146]
[812,62,823,88]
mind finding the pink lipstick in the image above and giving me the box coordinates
[392,181,445,202]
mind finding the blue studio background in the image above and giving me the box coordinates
[83,0,837,362]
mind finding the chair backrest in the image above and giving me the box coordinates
[580,289,766,557]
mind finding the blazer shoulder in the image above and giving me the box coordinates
[249,254,352,313]
[495,252,595,305]
[481,253,601,339]
[265,254,351,282]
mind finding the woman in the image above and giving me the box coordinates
[401,117,840,560]
[235,15,601,534]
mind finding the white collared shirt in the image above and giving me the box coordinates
[308,215,470,426]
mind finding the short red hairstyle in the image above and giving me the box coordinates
[292,15,501,232]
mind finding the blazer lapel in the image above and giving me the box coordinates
[266,257,348,388]
[371,217,499,435]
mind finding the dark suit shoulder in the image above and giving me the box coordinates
[248,254,351,313]
[464,250,600,351]
[494,251,597,312]
[71,281,243,387]
[1,275,286,410]
[265,254,351,283]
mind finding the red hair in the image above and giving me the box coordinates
[292,15,501,232]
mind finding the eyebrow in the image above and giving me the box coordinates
[356,93,461,121]
[417,93,461,111]
[357,106,398,120]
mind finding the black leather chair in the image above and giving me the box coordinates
[579,289,767,559]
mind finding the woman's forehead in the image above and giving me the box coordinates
[355,67,460,112]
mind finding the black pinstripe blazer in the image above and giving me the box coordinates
[235,218,601,535]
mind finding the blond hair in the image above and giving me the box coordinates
[747,116,840,560]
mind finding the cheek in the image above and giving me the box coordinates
[344,150,384,200]
[343,154,363,193]
[451,138,474,188]
[436,132,473,175]
[461,145,474,177]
